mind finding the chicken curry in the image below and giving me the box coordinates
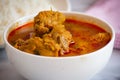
[8,10,111,57]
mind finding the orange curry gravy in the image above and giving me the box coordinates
[8,19,111,57]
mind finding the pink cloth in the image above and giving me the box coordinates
[86,0,120,49]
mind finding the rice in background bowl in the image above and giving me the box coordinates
[4,11,115,80]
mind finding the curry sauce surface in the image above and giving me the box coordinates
[8,19,111,57]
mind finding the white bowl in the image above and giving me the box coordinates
[4,11,115,80]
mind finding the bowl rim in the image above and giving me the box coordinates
[4,11,115,59]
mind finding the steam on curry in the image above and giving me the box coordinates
[8,10,111,57]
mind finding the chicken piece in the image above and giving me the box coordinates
[34,10,65,36]
[14,37,43,54]
[42,34,61,56]
[14,37,61,57]
[90,32,111,44]
[51,24,73,54]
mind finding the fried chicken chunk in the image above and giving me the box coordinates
[14,37,60,57]
[34,10,65,36]
[90,32,110,44]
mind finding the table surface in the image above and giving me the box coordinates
[1,0,120,80]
